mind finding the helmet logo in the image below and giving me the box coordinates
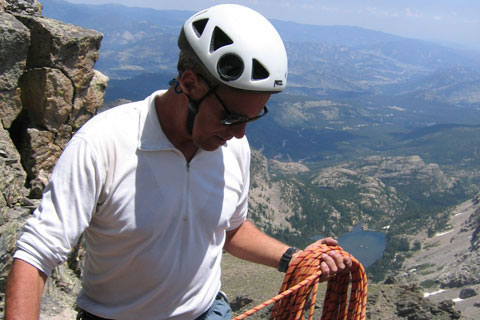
[274,80,283,87]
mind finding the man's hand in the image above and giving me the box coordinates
[291,237,352,282]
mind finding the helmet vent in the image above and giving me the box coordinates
[211,27,233,52]
[217,54,244,81]
[192,19,209,37]
[252,59,270,80]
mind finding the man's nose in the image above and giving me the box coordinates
[227,123,247,139]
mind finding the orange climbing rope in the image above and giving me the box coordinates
[233,244,367,320]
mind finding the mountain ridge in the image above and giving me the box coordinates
[41,0,480,83]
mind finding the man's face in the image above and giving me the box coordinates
[191,86,271,151]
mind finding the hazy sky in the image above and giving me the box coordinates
[65,0,480,50]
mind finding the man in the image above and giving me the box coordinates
[5,4,350,319]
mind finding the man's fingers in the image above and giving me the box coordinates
[328,251,346,270]
[318,250,353,282]
[319,237,338,246]
[305,237,339,252]
[319,261,331,282]
[321,254,338,274]
[344,256,353,269]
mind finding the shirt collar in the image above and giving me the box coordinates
[137,90,176,151]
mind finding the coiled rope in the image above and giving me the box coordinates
[233,244,367,320]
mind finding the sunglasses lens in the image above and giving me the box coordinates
[223,114,247,125]
[221,107,268,125]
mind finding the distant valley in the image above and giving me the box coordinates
[41,0,480,288]
[43,0,480,165]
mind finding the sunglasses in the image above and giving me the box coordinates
[193,74,269,126]
[210,89,269,126]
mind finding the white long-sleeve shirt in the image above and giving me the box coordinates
[14,90,251,319]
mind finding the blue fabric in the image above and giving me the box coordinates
[196,294,232,320]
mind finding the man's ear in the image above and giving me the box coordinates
[179,70,203,97]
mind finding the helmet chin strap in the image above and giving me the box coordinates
[169,78,197,135]
[186,98,199,135]
[169,78,215,135]
[185,89,216,135]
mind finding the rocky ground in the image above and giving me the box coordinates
[397,194,480,319]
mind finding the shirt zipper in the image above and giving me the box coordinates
[184,162,190,222]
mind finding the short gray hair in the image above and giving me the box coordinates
[177,28,219,87]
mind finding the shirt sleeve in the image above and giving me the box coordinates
[14,135,105,276]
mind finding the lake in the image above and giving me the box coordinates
[338,225,386,268]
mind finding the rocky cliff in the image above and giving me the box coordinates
[396,193,480,319]
[0,0,107,317]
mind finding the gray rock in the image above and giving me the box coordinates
[4,0,41,15]
[70,69,109,131]
[470,206,480,250]
[0,88,22,129]
[3,11,108,197]
[16,67,107,197]
[0,2,107,318]
[355,155,454,193]
[384,276,398,285]
[0,124,28,213]
[459,288,478,299]
[440,264,480,288]
[0,12,30,91]
[473,193,480,206]
[20,127,63,198]
[20,67,74,132]
[15,14,103,93]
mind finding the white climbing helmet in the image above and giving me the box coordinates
[183,4,288,92]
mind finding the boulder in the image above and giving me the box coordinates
[3,0,41,15]
[459,288,478,299]
[17,67,108,197]
[0,124,28,216]
[15,14,103,93]
[0,12,30,91]
[0,12,30,129]
[20,67,74,132]
[0,89,23,129]
[71,69,109,131]
[20,127,63,198]
[6,13,109,197]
